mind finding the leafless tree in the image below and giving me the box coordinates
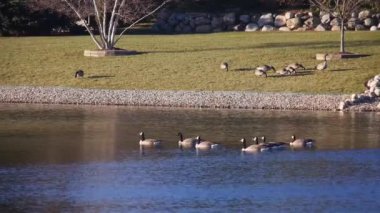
[31,0,170,50]
[309,0,365,53]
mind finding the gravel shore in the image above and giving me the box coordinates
[0,86,379,111]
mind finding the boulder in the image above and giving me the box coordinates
[233,24,245,31]
[261,25,275,31]
[167,14,178,26]
[274,15,287,27]
[223,13,236,25]
[321,14,331,24]
[295,27,307,32]
[351,12,357,18]
[347,18,359,30]
[211,17,223,28]
[195,25,212,33]
[358,10,371,20]
[286,17,302,30]
[378,23,380,29]
[364,18,374,27]
[239,15,250,23]
[285,12,295,19]
[355,24,366,31]
[279,26,291,31]
[330,18,340,26]
[258,13,274,27]
[245,23,259,32]
[315,24,326,31]
[304,17,321,29]
[331,25,341,31]
[194,16,210,26]
[370,26,378,31]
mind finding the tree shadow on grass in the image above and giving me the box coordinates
[329,68,354,72]
[88,75,115,79]
[268,71,314,78]
[233,67,256,71]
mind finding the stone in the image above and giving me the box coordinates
[286,17,301,30]
[274,15,287,27]
[195,25,212,33]
[378,103,380,109]
[331,25,341,31]
[233,24,245,31]
[304,17,321,29]
[315,24,326,31]
[338,100,350,110]
[351,94,358,102]
[261,25,275,31]
[355,24,366,31]
[364,18,374,27]
[258,13,274,27]
[211,17,223,28]
[167,15,178,26]
[370,26,378,31]
[321,14,331,24]
[351,12,357,18]
[347,18,359,30]
[223,13,236,25]
[330,18,340,26]
[285,12,295,19]
[194,16,210,26]
[245,23,259,32]
[378,23,380,28]
[279,26,291,31]
[182,26,192,33]
[239,15,250,23]
[358,10,371,20]
[374,88,380,96]
[295,27,307,32]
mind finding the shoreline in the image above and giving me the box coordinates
[0,86,379,111]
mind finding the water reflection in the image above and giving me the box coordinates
[0,103,379,165]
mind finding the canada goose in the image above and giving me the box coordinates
[178,132,197,149]
[286,63,305,70]
[139,132,161,147]
[220,62,229,71]
[290,134,315,148]
[261,136,288,149]
[255,69,268,78]
[276,67,295,75]
[316,55,328,71]
[75,70,84,78]
[240,138,262,153]
[195,136,220,150]
[251,136,271,152]
[256,65,276,72]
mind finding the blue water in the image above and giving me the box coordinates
[0,104,380,212]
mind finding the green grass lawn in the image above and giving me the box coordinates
[0,31,379,94]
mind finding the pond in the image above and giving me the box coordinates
[0,103,379,212]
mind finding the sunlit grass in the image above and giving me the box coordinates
[0,31,379,94]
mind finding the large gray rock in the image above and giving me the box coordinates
[274,15,287,27]
[285,12,295,19]
[370,26,378,31]
[364,18,374,27]
[295,27,307,32]
[261,25,275,31]
[304,17,321,29]
[330,18,340,26]
[351,12,357,18]
[315,24,326,31]
[194,16,210,26]
[347,18,359,30]
[321,14,331,24]
[245,23,259,32]
[167,14,178,26]
[331,25,341,31]
[286,17,302,30]
[358,10,371,20]
[223,13,236,25]
[355,24,366,31]
[279,26,291,31]
[211,17,223,28]
[195,25,212,33]
[239,15,250,23]
[258,13,274,27]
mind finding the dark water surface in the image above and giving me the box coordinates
[0,103,379,212]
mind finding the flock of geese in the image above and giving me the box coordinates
[139,132,315,153]
[220,54,328,77]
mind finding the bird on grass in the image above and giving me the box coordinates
[256,65,276,73]
[220,62,229,71]
[75,69,84,78]
[286,63,305,71]
[316,54,328,71]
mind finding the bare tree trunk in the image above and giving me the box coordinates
[340,19,345,53]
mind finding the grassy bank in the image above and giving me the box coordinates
[0,31,379,94]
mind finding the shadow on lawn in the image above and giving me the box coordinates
[268,71,314,78]
[329,68,354,72]
[88,75,115,79]
[145,40,380,54]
